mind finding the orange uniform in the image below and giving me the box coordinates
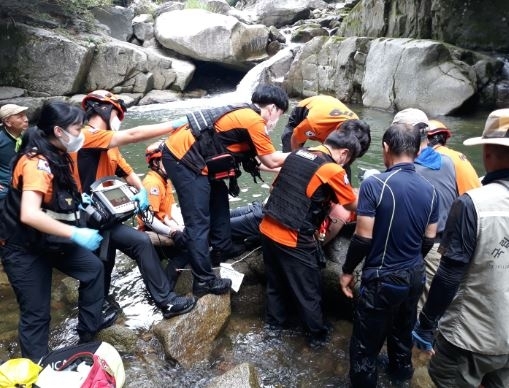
[291,95,358,146]
[137,170,176,230]
[434,145,480,195]
[165,108,276,173]
[12,155,54,204]
[70,125,134,193]
[260,145,356,247]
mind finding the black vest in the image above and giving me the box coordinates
[2,173,80,250]
[183,104,262,180]
[264,149,335,234]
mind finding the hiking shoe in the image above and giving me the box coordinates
[193,277,232,297]
[99,297,121,330]
[161,295,197,319]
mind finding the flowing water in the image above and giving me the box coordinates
[0,88,490,386]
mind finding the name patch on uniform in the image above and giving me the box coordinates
[150,186,160,196]
[296,149,317,160]
[37,159,52,174]
[305,130,316,138]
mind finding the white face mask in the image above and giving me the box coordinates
[110,116,121,132]
[60,130,85,153]
[265,119,278,134]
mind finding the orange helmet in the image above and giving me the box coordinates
[427,119,451,139]
[82,90,127,121]
[145,140,164,165]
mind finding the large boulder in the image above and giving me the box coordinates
[240,0,328,28]
[153,293,231,368]
[284,35,503,114]
[85,40,179,93]
[154,9,270,70]
[362,38,476,114]
[338,0,509,52]
[0,23,93,96]
[91,5,134,41]
[284,36,369,103]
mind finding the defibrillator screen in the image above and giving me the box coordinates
[103,187,132,207]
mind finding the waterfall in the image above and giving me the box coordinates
[236,45,298,99]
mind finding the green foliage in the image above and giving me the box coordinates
[184,0,209,10]
[55,0,112,16]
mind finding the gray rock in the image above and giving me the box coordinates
[362,38,476,114]
[154,9,269,71]
[0,23,94,96]
[207,362,261,388]
[91,6,134,42]
[0,87,26,100]
[153,293,231,368]
[139,90,181,105]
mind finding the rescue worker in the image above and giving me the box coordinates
[280,94,359,152]
[71,90,196,320]
[391,109,459,311]
[260,124,370,347]
[137,140,188,289]
[427,119,481,194]
[0,101,107,361]
[0,104,29,206]
[340,122,439,387]
[162,83,289,297]
[413,109,509,387]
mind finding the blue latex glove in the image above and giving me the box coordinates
[81,193,93,205]
[70,226,103,251]
[132,187,149,211]
[171,116,188,129]
[79,193,93,211]
[412,321,435,351]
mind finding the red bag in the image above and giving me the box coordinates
[58,351,116,388]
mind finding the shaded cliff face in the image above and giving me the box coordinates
[338,0,509,52]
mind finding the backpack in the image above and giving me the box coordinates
[57,351,115,388]
[35,341,124,388]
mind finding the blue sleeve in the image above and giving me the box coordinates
[356,178,378,217]
[430,188,440,224]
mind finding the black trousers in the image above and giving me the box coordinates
[349,266,425,388]
[103,223,176,307]
[2,243,104,361]
[162,149,231,283]
[261,235,327,337]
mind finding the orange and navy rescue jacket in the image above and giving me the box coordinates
[260,145,356,248]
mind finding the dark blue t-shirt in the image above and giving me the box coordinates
[357,162,439,281]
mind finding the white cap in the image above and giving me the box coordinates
[0,104,28,121]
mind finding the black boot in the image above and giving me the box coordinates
[193,277,232,298]
[160,295,197,319]
[100,295,121,330]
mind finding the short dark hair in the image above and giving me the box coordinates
[382,123,420,158]
[428,133,448,146]
[251,84,289,112]
[324,129,362,164]
[337,119,371,157]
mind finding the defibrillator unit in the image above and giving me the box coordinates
[84,176,137,230]
[90,176,136,216]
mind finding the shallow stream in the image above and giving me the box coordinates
[0,91,489,387]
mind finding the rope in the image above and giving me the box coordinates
[175,245,261,271]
